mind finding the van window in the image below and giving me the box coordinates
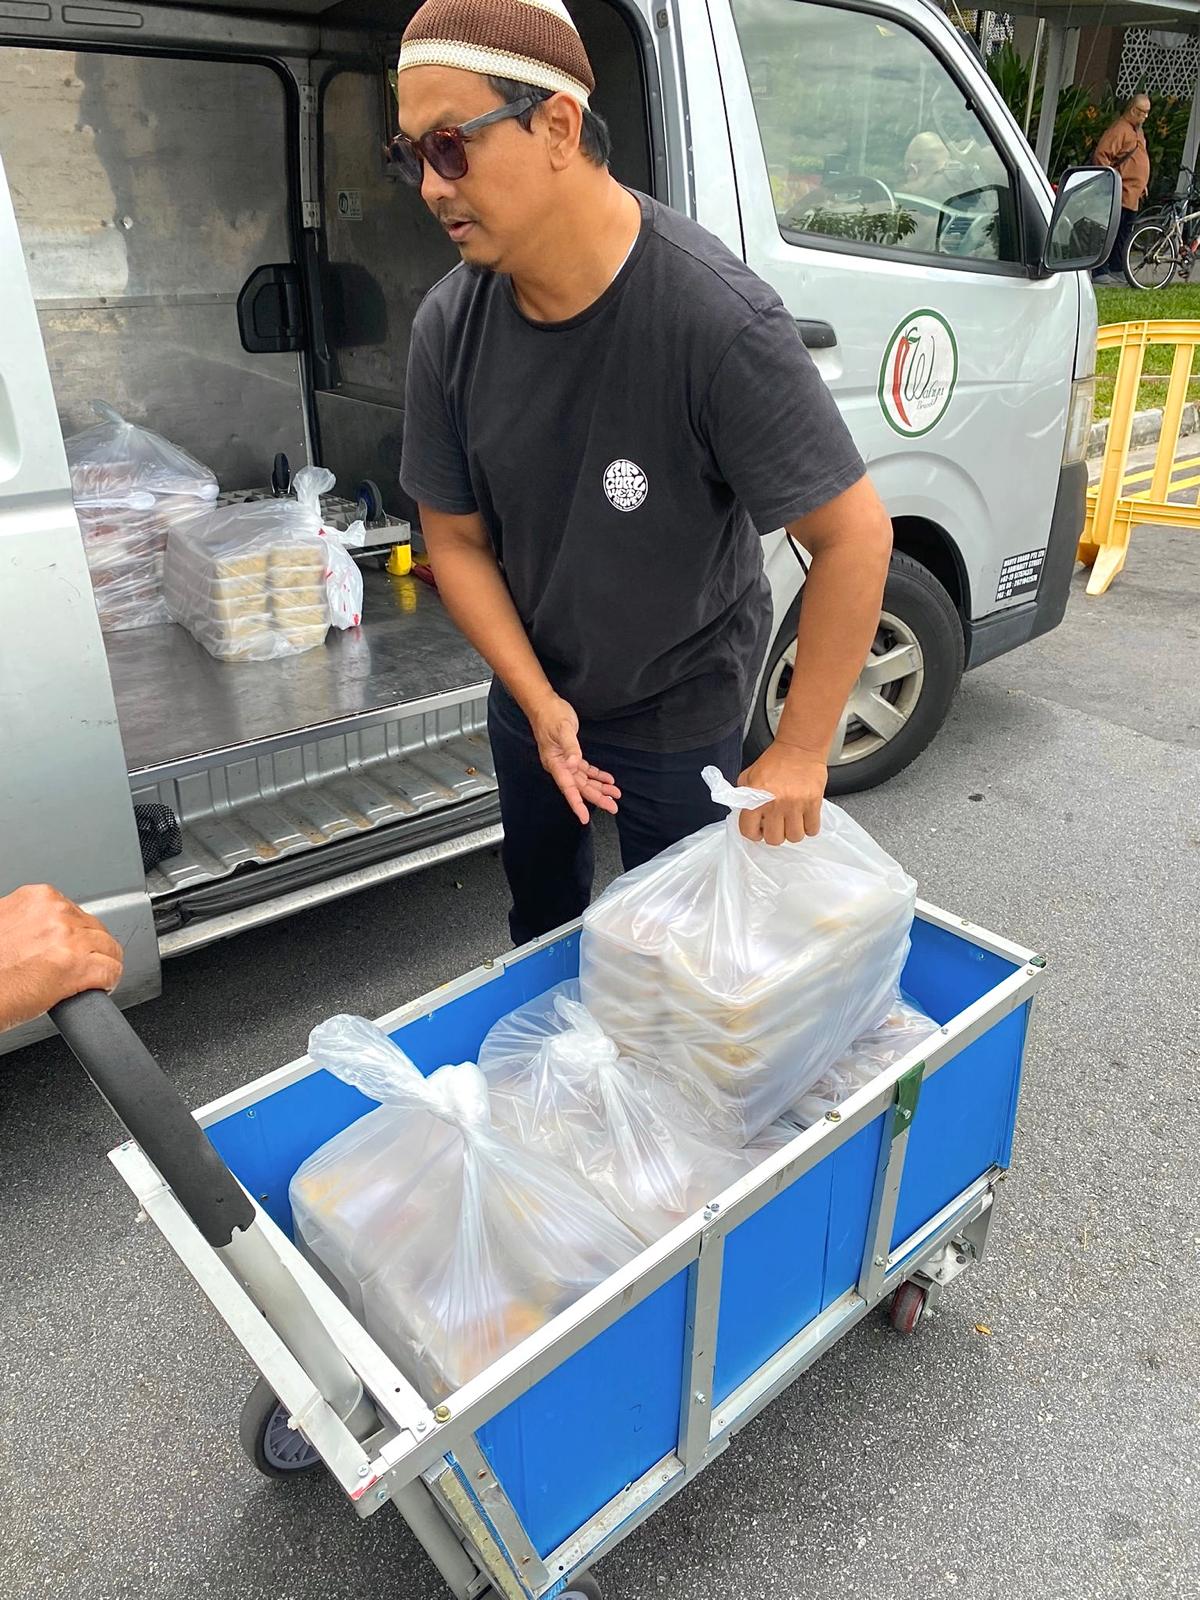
[730,0,1019,267]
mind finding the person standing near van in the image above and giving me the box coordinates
[396,0,893,944]
[1091,93,1151,285]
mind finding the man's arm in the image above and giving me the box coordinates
[739,475,893,844]
[0,884,125,1032]
[419,505,620,825]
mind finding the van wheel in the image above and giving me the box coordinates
[745,552,964,795]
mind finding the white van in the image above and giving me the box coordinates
[0,0,1115,1045]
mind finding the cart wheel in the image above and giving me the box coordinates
[271,452,291,498]
[889,1280,927,1337]
[239,1376,322,1478]
[355,478,383,522]
[561,1577,603,1600]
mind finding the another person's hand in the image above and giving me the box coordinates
[528,693,621,826]
[737,738,827,845]
[0,884,125,1033]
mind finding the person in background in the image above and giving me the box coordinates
[903,132,955,199]
[0,884,124,1032]
[1092,93,1151,285]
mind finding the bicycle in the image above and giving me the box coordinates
[1124,168,1200,289]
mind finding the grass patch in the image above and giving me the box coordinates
[1093,284,1200,421]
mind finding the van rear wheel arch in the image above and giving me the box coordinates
[890,515,970,621]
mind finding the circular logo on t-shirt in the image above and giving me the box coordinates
[878,310,958,437]
[603,458,648,512]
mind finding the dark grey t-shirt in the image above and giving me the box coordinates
[400,192,864,752]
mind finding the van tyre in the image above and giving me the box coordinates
[745,552,964,795]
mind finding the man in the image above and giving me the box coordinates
[903,132,954,199]
[1092,93,1151,286]
[396,0,893,944]
[901,132,957,252]
[0,884,124,1032]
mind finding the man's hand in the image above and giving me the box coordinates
[0,884,125,1033]
[737,739,827,845]
[528,693,621,826]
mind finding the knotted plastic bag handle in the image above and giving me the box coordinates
[701,764,774,814]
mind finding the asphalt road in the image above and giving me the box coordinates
[3,524,1199,1600]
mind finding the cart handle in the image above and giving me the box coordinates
[51,990,255,1248]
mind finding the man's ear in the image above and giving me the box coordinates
[541,92,583,171]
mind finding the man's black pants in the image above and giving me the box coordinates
[1103,206,1137,277]
[487,685,745,946]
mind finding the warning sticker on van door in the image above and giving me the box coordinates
[878,310,958,437]
[336,189,363,221]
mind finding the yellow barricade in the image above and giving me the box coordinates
[1079,319,1200,595]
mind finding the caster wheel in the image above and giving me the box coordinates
[889,1280,927,1336]
[355,477,383,522]
[271,451,292,497]
[562,1577,603,1600]
[238,1375,322,1478]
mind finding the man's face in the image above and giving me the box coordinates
[395,65,553,272]
[1131,98,1151,127]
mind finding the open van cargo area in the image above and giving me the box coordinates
[0,0,654,945]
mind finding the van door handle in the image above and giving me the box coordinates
[237,263,306,355]
[795,319,837,350]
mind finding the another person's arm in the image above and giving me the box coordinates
[0,884,125,1032]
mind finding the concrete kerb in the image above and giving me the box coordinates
[1087,400,1200,459]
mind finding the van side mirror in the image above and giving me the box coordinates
[1040,166,1120,276]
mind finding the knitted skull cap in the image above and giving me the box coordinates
[398,0,595,109]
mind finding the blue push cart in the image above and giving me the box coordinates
[54,899,1044,1600]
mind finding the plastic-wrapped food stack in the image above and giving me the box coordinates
[479,982,771,1244]
[774,993,938,1132]
[163,466,365,661]
[580,767,917,1144]
[289,1014,641,1401]
[65,402,218,632]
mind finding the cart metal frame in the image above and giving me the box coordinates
[70,900,1042,1600]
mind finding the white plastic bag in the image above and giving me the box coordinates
[163,466,365,661]
[65,402,218,632]
[580,768,917,1144]
[295,466,367,630]
[478,982,770,1243]
[775,993,937,1132]
[289,1014,641,1401]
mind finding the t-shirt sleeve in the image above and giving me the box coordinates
[399,306,478,515]
[700,303,865,536]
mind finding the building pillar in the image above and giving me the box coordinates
[1035,22,1068,172]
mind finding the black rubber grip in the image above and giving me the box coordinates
[50,991,256,1248]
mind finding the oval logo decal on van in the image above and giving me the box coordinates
[878,310,958,438]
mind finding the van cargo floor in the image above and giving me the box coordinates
[107,569,488,775]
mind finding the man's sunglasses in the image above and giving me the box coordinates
[384,95,542,186]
